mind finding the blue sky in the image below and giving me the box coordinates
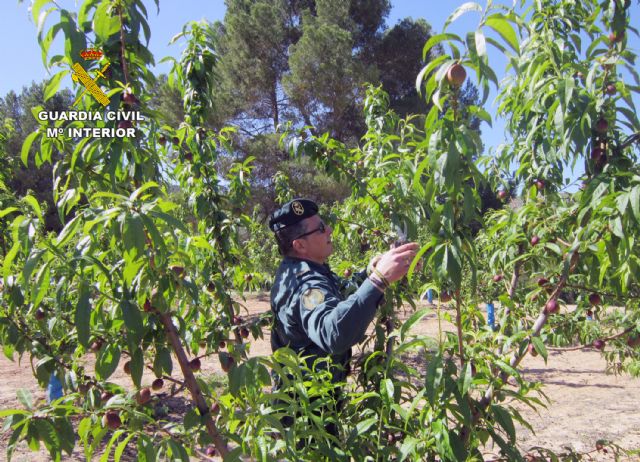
[1,0,489,94]
[1,0,637,175]
[1,1,507,146]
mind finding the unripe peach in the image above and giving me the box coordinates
[122,92,139,106]
[446,63,467,87]
[595,119,608,134]
[152,378,164,391]
[136,387,151,405]
[537,277,549,287]
[189,358,201,372]
[170,266,185,277]
[440,291,452,303]
[102,411,122,430]
[545,299,559,314]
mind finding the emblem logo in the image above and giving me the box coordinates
[71,49,111,107]
[302,289,325,311]
[292,201,304,216]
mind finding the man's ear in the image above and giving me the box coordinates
[291,238,306,255]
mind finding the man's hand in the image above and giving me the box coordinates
[372,242,420,283]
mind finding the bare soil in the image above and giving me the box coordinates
[1,293,639,461]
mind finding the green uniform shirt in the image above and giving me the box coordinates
[270,257,383,382]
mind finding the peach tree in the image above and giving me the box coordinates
[0,0,256,459]
[278,0,638,459]
[0,0,638,461]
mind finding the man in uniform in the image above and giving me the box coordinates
[268,198,419,384]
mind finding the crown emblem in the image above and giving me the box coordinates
[80,48,103,60]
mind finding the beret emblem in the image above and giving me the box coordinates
[292,201,304,215]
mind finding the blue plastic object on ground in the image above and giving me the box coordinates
[47,372,63,403]
[486,302,496,331]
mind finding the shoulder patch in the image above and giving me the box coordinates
[301,288,325,311]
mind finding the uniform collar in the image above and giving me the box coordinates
[283,256,332,275]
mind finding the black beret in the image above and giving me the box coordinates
[269,198,318,232]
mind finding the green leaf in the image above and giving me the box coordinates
[153,347,172,377]
[183,408,200,431]
[355,417,377,435]
[96,344,121,380]
[78,0,100,29]
[114,433,135,462]
[149,210,189,234]
[630,185,640,222]
[23,248,45,282]
[56,418,76,455]
[129,182,159,202]
[123,213,146,258]
[166,440,189,462]
[32,0,52,24]
[93,2,120,41]
[531,336,548,362]
[21,131,40,166]
[495,360,518,378]
[33,419,59,449]
[56,214,82,247]
[44,70,69,101]
[120,300,144,345]
[400,308,431,341]
[0,207,20,219]
[444,2,482,30]
[485,14,519,53]
[475,30,486,56]
[422,34,463,61]
[17,389,33,410]
[75,282,91,348]
[381,378,394,404]
[399,436,419,461]
[0,409,30,418]
[100,429,124,462]
[130,348,144,389]
[22,195,43,218]
[459,362,473,395]
[491,405,516,442]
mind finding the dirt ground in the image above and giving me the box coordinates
[1,293,639,461]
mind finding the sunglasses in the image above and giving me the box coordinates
[293,221,327,240]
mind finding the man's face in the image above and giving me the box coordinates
[293,214,333,263]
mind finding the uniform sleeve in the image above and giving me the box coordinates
[293,277,383,355]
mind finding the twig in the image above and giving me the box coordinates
[118,5,130,86]
[158,312,230,457]
[547,326,635,351]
